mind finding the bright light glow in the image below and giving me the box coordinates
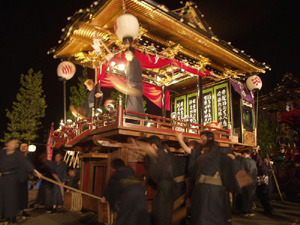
[67,150,75,156]
[110,61,116,66]
[117,64,125,70]
[28,145,36,152]
[67,119,73,123]
[171,112,177,119]
[157,76,161,81]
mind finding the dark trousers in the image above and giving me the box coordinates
[152,179,175,225]
[256,184,273,214]
[241,183,256,213]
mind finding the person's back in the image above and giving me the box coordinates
[240,150,257,216]
[104,159,150,225]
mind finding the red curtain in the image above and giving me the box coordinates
[279,109,300,131]
[96,51,211,111]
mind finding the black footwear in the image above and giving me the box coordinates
[22,211,31,218]
[49,208,57,214]
[6,216,16,224]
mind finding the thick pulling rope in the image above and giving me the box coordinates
[40,175,103,201]
[40,175,113,224]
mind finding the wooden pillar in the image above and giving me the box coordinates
[197,76,203,124]
[80,160,85,191]
[94,68,98,83]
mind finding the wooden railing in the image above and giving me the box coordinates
[53,104,231,148]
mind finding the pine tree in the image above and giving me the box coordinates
[67,67,89,120]
[2,69,47,142]
[257,114,277,157]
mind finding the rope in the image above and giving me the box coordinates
[71,191,82,212]
[40,175,103,201]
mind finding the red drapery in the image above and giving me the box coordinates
[278,109,300,131]
[97,51,211,111]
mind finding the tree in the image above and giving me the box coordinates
[257,112,277,157]
[67,67,89,120]
[2,69,47,142]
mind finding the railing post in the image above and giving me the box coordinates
[117,95,124,126]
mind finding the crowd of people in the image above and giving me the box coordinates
[100,131,279,225]
[0,140,80,224]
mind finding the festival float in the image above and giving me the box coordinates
[48,0,270,223]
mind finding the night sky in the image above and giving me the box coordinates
[0,0,299,141]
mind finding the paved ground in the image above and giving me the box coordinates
[13,189,300,225]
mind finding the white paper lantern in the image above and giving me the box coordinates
[57,61,76,80]
[114,14,139,44]
[28,144,36,152]
[246,75,262,91]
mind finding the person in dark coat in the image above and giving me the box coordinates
[144,136,175,225]
[0,139,41,223]
[48,152,67,214]
[240,150,257,216]
[124,47,145,118]
[176,132,202,177]
[103,158,150,225]
[190,131,239,225]
[82,79,103,118]
[18,143,32,218]
[253,152,273,215]
[66,167,80,190]
[37,153,53,210]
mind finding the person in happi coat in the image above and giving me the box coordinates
[48,152,67,214]
[102,158,150,225]
[37,153,53,211]
[18,142,33,218]
[253,149,274,215]
[176,132,202,177]
[143,135,175,225]
[240,150,257,216]
[0,139,41,223]
[66,167,80,190]
[124,47,145,118]
[190,131,241,225]
[82,79,103,118]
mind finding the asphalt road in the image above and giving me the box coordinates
[15,189,300,225]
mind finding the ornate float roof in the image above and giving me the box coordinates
[49,0,270,90]
[259,73,300,112]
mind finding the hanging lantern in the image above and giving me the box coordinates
[57,61,76,80]
[246,75,262,91]
[114,14,139,45]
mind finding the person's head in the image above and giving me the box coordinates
[111,158,126,170]
[5,139,20,150]
[147,135,162,150]
[20,142,29,154]
[242,150,251,158]
[84,79,95,91]
[125,47,136,62]
[55,152,64,164]
[104,97,115,111]
[188,140,201,150]
[200,131,215,147]
[293,134,299,141]
[263,157,269,165]
[67,167,76,177]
